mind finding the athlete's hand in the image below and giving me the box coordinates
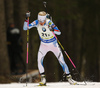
[49,27,54,31]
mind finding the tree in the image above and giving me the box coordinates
[0,0,10,75]
[12,0,28,67]
[4,0,14,27]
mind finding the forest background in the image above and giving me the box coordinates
[0,0,100,83]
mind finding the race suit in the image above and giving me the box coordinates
[23,18,70,75]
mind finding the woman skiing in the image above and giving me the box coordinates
[23,11,77,86]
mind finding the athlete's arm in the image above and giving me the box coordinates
[23,20,38,30]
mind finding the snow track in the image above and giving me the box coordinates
[0,82,100,88]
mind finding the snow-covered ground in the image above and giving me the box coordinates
[0,82,100,88]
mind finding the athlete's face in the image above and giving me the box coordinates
[39,20,46,26]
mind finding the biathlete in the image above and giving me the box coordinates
[23,11,77,86]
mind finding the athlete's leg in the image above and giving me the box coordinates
[50,42,70,74]
[38,42,49,85]
[50,42,77,85]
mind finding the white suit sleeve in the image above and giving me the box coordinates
[23,21,28,30]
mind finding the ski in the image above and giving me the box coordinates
[76,82,95,86]
[34,85,48,87]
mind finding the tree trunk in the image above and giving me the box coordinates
[16,0,29,69]
[0,0,10,75]
[4,0,14,27]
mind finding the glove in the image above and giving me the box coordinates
[25,11,30,20]
[49,26,54,31]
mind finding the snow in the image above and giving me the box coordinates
[0,82,100,88]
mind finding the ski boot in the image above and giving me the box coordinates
[39,75,46,86]
[66,74,77,85]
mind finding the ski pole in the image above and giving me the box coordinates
[43,1,47,13]
[26,17,29,86]
[43,1,52,20]
[52,32,87,85]
[43,1,76,68]
[43,1,86,85]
